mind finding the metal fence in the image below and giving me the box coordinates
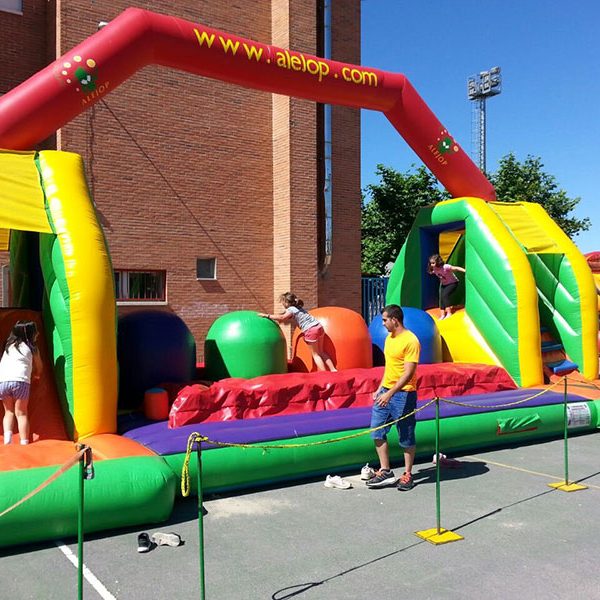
[361,276,389,325]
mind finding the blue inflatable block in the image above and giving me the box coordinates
[368,307,442,365]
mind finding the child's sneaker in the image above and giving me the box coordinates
[324,475,352,489]
[360,463,375,480]
[397,472,415,491]
[137,532,152,553]
[151,532,182,547]
[365,469,396,488]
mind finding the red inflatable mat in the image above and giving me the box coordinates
[168,363,516,428]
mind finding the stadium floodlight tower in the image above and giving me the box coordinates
[467,66,502,173]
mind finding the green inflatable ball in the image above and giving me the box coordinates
[204,311,287,380]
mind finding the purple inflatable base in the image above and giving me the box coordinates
[120,388,585,456]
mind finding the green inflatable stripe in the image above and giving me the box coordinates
[165,401,600,496]
[0,455,176,549]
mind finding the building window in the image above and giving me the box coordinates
[114,269,166,303]
[196,258,216,280]
[0,1,23,14]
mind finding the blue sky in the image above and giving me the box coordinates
[361,1,599,253]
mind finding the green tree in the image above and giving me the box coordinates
[489,153,590,238]
[361,164,447,274]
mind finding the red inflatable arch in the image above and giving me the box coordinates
[0,8,495,201]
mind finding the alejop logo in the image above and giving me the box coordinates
[428,129,460,166]
[56,54,98,93]
[436,129,459,155]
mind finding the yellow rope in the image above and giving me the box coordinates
[438,376,566,409]
[180,374,588,496]
[181,397,438,496]
[566,374,600,393]
[0,446,87,518]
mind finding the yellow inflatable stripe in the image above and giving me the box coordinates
[489,202,561,253]
[520,203,598,380]
[439,230,463,262]
[469,199,543,386]
[37,151,118,438]
[435,309,501,365]
[0,150,52,234]
[0,228,9,251]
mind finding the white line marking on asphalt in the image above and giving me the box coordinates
[55,541,116,599]
[464,455,600,490]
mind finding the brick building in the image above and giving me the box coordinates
[0,1,361,358]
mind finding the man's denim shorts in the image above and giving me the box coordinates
[370,388,417,448]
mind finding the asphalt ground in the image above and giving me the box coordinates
[1,431,599,600]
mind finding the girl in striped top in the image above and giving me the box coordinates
[259,292,337,372]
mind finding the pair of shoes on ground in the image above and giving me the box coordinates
[137,531,182,553]
[365,469,415,491]
[324,474,352,489]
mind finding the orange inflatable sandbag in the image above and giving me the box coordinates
[290,307,372,372]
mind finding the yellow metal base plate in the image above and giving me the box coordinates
[415,527,464,545]
[548,481,588,492]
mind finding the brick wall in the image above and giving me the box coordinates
[0,1,362,358]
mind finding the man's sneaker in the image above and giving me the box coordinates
[151,532,182,547]
[360,463,375,480]
[324,475,352,489]
[397,472,415,491]
[365,469,396,488]
[137,532,152,553]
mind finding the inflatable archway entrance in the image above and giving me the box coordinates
[0,7,495,201]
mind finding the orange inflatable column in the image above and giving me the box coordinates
[291,307,372,372]
[143,387,169,421]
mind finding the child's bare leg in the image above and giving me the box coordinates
[445,307,452,318]
[3,398,15,443]
[15,399,29,444]
[309,343,327,371]
[316,337,337,371]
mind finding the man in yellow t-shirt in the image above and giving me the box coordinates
[366,304,420,491]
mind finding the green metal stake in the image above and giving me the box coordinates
[435,397,441,535]
[196,441,206,600]
[77,446,85,600]
[563,376,569,486]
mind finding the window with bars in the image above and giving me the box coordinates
[114,269,166,302]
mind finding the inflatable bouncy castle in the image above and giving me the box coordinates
[0,9,598,549]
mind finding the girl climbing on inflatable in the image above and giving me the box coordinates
[0,320,42,445]
[427,254,466,320]
[259,292,337,372]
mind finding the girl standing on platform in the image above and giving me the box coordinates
[0,320,42,445]
[427,254,465,320]
[259,292,337,372]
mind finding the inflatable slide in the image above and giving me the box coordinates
[387,198,599,386]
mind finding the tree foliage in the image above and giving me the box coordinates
[361,164,447,275]
[489,153,590,238]
[361,154,590,275]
